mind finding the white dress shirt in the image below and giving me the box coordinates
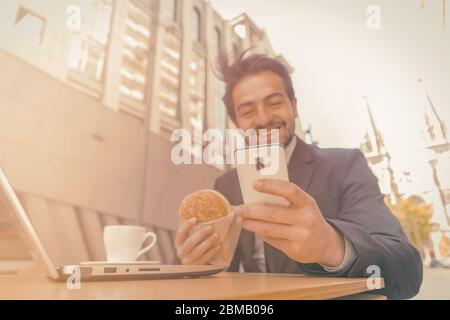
[251,137,357,273]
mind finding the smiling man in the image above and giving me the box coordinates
[175,53,423,299]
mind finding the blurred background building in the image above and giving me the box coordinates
[359,88,449,265]
[0,0,301,268]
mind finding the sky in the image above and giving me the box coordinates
[210,0,450,212]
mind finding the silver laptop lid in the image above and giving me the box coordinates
[0,167,60,279]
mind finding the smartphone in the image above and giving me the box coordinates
[235,143,289,206]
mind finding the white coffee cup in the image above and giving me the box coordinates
[103,225,157,262]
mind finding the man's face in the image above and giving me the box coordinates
[231,71,298,146]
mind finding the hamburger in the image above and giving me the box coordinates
[179,189,231,224]
[178,189,241,265]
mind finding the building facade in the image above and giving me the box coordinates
[359,96,400,204]
[0,0,301,265]
[359,88,450,263]
[416,79,450,230]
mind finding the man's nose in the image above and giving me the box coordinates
[254,107,271,128]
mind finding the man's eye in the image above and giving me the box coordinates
[270,102,282,107]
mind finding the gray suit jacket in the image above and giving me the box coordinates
[214,136,422,299]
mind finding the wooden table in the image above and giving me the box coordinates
[0,271,385,300]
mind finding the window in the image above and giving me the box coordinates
[192,8,201,43]
[234,23,246,39]
[159,31,182,131]
[162,0,177,21]
[214,78,227,132]
[211,25,226,168]
[211,76,227,169]
[119,0,153,106]
[14,7,46,46]
[66,0,113,92]
[212,29,226,133]
[189,51,206,133]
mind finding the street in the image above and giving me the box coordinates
[412,267,450,300]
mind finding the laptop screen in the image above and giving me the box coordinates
[0,168,59,279]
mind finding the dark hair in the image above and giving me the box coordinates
[218,50,296,120]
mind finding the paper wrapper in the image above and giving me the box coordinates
[190,211,242,266]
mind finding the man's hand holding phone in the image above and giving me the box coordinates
[235,179,346,268]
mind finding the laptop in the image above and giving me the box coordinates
[0,167,227,281]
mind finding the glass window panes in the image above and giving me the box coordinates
[119,0,153,103]
[211,77,227,169]
[234,24,246,39]
[159,31,181,125]
[214,77,227,133]
[189,51,206,132]
[66,0,113,86]
[14,7,46,46]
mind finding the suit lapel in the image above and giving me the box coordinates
[264,137,316,273]
[288,138,315,192]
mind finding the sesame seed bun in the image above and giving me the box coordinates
[179,189,231,223]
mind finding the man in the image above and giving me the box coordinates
[175,53,422,299]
